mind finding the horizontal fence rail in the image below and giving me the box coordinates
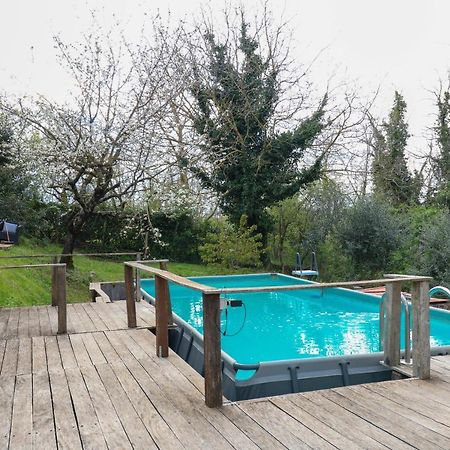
[0,252,143,259]
[0,263,67,334]
[124,261,433,408]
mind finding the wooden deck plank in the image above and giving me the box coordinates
[32,372,57,450]
[114,329,147,360]
[57,335,78,370]
[1,338,19,376]
[95,363,158,449]
[28,307,40,337]
[104,303,129,329]
[130,328,205,395]
[37,306,52,336]
[104,330,135,361]
[49,368,83,450]
[5,308,19,338]
[69,333,92,367]
[271,395,363,449]
[80,365,133,450]
[17,307,29,338]
[122,357,208,450]
[0,308,11,338]
[220,403,288,450]
[44,336,63,372]
[0,339,6,373]
[116,300,155,327]
[80,332,107,365]
[303,390,414,449]
[80,303,109,331]
[111,361,185,450]
[238,399,334,449]
[32,336,47,374]
[108,303,129,328]
[46,306,58,335]
[138,346,259,450]
[0,376,15,449]
[72,303,97,332]
[366,379,450,425]
[16,338,32,375]
[353,384,450,442]
[322,389,431,448]
[65,303,85,333]
[89,304,118,330]
[65,367,108,450]
[287,391,388,449]
[138,356,235,449]
[91,331,121,364]
[9,374,33,450]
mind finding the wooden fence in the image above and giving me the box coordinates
[0,263,67,333]
[123,262,432,408]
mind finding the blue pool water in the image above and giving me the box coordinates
[141,273,450,365]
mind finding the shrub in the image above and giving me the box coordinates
[199,216,263,268]
[416,211,450,284]
[337,197,402,278]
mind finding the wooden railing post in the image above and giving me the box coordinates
[411,280,430,379]
[56,265,67,334]
[158,260,173,324]
[383,281,401,367]
[203,293,222,408]
[135,253,142,302]
[155,274,169,357]
[51,256,58,306]
[124,264,137,328]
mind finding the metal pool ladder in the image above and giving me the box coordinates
[379,293,411,363]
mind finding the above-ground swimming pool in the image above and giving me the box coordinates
[141,273,450,400]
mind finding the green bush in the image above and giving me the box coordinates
[199,216,263,268]
[337,197,402,278]
[416,211,450,285]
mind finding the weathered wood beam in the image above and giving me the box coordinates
[155,275,170,357]
[412,280,430,379]
[124,264,137,328]
[383,281,402,367]
[203,292,222,408]
[56,265,67,334]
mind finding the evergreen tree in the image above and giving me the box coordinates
[191,19,326,246]
[433,89,450,206]
[372,92,420,205]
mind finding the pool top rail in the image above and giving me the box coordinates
[124,262,431,294]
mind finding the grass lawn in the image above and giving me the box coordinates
[0,239,258,307]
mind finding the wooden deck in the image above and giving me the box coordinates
[0,301,155,339]
[1,302,450,449]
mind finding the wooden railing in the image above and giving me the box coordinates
[0,263,67,334]
[123,263,432,408]
[0,252,144,305]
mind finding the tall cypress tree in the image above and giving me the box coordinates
[191,19,326,244]
[372,91,419,205]
[433,90,450,206]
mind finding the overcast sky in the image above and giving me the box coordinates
[1,0,449,156]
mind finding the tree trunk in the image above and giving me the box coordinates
[60,231,77,269]
[60,211,88,270]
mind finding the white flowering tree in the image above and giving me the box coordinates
[3,26,181,267]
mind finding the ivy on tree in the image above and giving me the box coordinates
[371,91,420,205]
[433,89,450,206]
[191,19,326,243]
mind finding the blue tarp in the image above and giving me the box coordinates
[0,221,19,243]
